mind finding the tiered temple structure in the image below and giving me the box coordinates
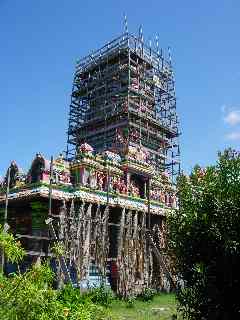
[0,30,180,295]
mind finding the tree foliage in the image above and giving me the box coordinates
[168,149,240,319]
[0,225,25,264]
[0,227,117,319]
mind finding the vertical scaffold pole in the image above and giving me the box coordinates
[1,165,11,273]
[46,156,72,285]
[48,156,54,217]
[147,178,151,230]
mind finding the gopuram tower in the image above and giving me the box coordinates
[66,32,180,181]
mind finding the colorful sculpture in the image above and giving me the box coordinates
[103,150,121,163]
[78,143,94,155]
[1,149,175,210]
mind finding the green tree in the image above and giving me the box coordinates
[168,149,240,319]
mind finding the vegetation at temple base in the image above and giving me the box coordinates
[168,149,240,319]
[0,262,118,320]
[0,227,177,319]
[0,266,177,319]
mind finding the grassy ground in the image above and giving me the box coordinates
[110,294,180,320]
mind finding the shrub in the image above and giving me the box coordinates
[0,228,117,320]
[138,288,157,302]
[0,263,66,320]
[57,283,87,308]
[125,296,135,308]
[87,284,115,307]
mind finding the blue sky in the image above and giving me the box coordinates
[0,0,240,177]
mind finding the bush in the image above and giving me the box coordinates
[0,263,66,320]
[138,288,157,302]
[57,283,87,308]
[86,284,115,307]
[125,296,135,308]
[0,271,116,320]
[67,303,106,320]
[0,227,117,320]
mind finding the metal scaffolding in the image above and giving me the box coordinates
[66,31,180,181]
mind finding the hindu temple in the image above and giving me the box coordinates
[0,29,180,295]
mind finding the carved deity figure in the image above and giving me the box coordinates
[129,181,140,197]
[119,179,127,194]
[96,172,105,190]
[78,143,94,155]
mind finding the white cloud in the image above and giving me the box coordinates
[225,131,240,141]
[224,110,240,126]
